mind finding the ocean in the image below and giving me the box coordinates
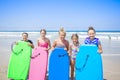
[0,31,120,54]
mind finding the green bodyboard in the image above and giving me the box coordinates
[7,41,32,80]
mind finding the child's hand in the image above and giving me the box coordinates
[68,53,71,56]
[28,43,32,47]
[15,42,18,45]
[64,48,67,51]
[97,49,103,54]
[50,47,54,51]
[43,48,48,51]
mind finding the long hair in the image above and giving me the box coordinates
[71,33,79,44]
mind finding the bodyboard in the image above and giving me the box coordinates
[8,41,32,79]
[75,44,103,80]
[49,48,70,80]
[28,47,48,80]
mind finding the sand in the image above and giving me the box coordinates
[102,54,120,80]
[0,54,120,80]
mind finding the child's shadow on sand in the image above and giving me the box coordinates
[104,79,107,80]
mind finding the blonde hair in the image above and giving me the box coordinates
[59,27,66,36]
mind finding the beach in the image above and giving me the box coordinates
[0,31,120,80]
[1,55,120,80]
[102,55,120,80]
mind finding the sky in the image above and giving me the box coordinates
[0,0,120,31]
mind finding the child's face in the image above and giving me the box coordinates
[59,32,66,41]
[72,36,78,44]
[88,30,96,40]
[22,34,28,41]
[40,31,46,37]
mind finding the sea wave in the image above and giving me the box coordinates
[0,32,120,40]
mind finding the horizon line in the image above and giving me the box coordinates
[0,30,120,32]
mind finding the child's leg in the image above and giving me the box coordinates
[70,59,75,80]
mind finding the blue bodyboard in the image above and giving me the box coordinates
[49,48,70,80]
[75,44,103,80]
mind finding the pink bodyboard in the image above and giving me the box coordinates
[28,47,48,80]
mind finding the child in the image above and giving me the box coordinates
[49,27,69,80]
[52,27,69,51]
[75,27,103,80]
[14,32,34,49]
[69,34,80,80]
[29,29,51,80]
[84,27,103,53]
[8,32,34,80]
[21,32,34,48]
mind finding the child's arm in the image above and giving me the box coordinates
[64,40,69,51]
[68,45,72,56]
[50,40,57,51]
[27,40,34,48]
[97,40,103,53]
[28,42,34,48]
[37,38,40,46]
[98,44,103,53]
[45,39,51,51]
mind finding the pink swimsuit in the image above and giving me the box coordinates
[38,42,49,48]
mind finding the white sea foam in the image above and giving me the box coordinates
[0,32,120,40]
[0,31,120,55]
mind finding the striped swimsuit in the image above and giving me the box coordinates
[84,37,101,46]
[70,44,79,60]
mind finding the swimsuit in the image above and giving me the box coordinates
[71,44,79,60]
[84,37,101,46]
[38,42,49,48]
[55,43,66,48]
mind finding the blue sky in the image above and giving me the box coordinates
[0,0,120,31]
